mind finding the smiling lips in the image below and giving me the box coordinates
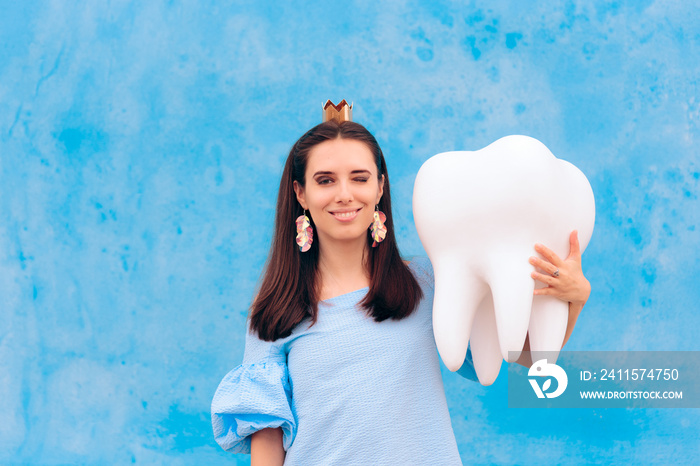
[330,208,361,221]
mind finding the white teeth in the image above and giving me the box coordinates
[413,135,595,386]
[333,210,358,218]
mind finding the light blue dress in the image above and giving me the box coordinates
[211,257,477,465]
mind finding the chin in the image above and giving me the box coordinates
[325,229,370,244]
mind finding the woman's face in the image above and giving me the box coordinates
[293,138,384,250]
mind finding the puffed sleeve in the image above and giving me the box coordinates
[410,255,479,382]
[211,324,296,454]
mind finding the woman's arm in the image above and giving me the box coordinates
[517,230,591,367]
[562,300,585,348]
[251,428,285,466]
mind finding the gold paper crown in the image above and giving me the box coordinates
[322,99,353,123]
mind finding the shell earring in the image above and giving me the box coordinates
[295,210,313,252]
[370,205,387,247]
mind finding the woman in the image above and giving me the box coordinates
[211,119,590,465]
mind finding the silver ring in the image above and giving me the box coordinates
[553,269,560,277]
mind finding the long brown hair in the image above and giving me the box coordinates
[250,120,423,341]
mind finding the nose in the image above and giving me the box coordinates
[335,180,354,203]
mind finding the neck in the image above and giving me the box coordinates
[316,235,370,299]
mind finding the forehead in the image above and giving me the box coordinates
[306,138,376,174]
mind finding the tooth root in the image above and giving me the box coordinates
[528,295,568,363]
[486,260,534,362]
[432,261,487,372]
[469,292,503,386]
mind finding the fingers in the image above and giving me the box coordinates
[531,271,557,287]
[534,242,563,267]
[531,233,589,304]
[534,230,582,268]
[533,286,557,296]
[531,271,569,301]
[531,261,590,304]
[567,230,581,260]
[528,256,558,276]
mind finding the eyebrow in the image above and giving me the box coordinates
[313,170,372,177]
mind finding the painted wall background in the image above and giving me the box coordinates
[1,1,698,464]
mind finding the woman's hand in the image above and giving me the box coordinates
[515,231,591,366]
[529,230,590,307]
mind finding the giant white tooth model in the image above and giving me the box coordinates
[412,135,595,386]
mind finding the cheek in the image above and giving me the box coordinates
[306,188,332,211]
[365,184,382,204]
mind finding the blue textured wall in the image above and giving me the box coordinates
[1,1,698,464]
